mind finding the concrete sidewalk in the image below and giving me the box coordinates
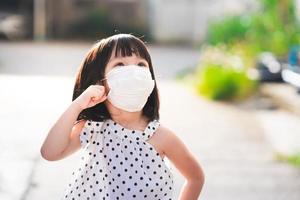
[1,42,300,200]
[1,74,300,200]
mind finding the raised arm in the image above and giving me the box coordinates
[40,101,83,161]
[40,85,107,161]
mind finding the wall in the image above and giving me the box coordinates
[147,0,258,44]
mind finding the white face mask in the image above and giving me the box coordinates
[105,65,155,112]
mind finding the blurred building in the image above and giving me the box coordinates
[148,0,257,44]
[45,0,148,39]
[0,0,258,43]
[0,0,33,39]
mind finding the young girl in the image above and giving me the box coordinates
[40,33,205,200]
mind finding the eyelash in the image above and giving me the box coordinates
[138,62,147,67]
[115,62,124,66]
[114,62,147,67]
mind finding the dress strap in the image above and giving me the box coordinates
[79,120,104,149]
[142,119,160,140]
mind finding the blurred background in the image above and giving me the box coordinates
[1,0,300,199]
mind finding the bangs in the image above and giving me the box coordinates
[111,34,149,61]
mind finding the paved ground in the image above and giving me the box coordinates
[0,42,300,200]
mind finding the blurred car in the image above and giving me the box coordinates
[281,46,300,92]
[0,12,27,40]
[256,52,283,82]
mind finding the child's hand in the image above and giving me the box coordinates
[74,85,107,110]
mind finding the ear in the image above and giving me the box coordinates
[102,80,110,96]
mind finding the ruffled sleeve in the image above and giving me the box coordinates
[79,120,94,149]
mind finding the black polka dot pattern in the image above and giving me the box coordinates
[61,119,174,200]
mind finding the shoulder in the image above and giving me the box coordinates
[155,124,175,138]
[154,123,182,150]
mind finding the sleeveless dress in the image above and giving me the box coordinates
[61,118,174,200]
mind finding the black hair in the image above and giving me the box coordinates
[72,34,160,123]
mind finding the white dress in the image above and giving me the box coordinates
[61,118,174,200]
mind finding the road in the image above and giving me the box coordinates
[0,41,299,200]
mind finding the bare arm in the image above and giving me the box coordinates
[40,101,83,161]
[40,85,107,161]
[160,126,205,200]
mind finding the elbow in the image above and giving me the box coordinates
[186,175,205,194]
[187,167,205,188]
[191,173,205,187]
[196,167,205,186]
[196,173,205,188]
[40,146,61,161]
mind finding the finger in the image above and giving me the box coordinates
[95,95,107,103]
[92,95,102,101]
[90,89,103,98]
[91,86,105,95]
[99,95,107,102]
[91,95,107,107]
[94,85,105,90]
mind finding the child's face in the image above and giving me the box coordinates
[102,51,150,93]
[102,49,151,112]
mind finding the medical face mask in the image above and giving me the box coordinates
[105,65,155,112]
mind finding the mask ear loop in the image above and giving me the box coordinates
[96,77,110,96]
[96,77,107,85]
[74,78,109,92]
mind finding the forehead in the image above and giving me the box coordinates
[105,48,148,75]
[108,52,145,62]
[108,46,147,62]
[103,38,151,74]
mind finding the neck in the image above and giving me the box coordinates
[111,111,144,124]
[106,101,148,130]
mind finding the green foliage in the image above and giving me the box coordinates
[193,46,258,101]
[207,15,251,45]
[196,64,257,101]
[206,0,300,57]
[196,64,237,100]
[276,152,300,167]
[287,154,300,166]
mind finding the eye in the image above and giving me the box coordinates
[114,62,125,67]
[137,62,148,67]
